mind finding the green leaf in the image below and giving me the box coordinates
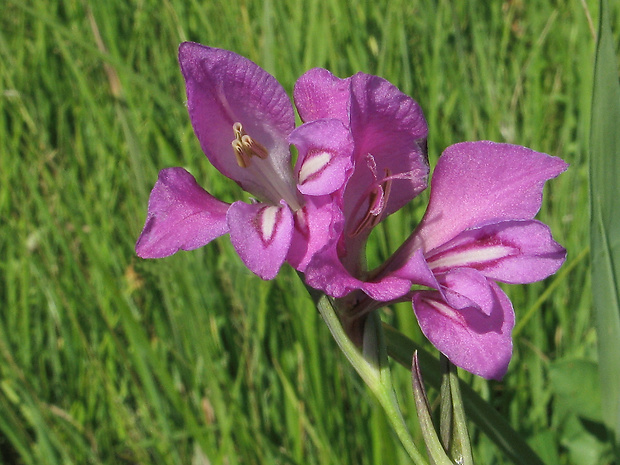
[439,356,474,465]
[590,0,620,439]
[548,359,614,464]
[412,354,455,465]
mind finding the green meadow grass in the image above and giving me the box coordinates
[0,0,617,463]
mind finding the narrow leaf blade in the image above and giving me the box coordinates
[590,0,620,438]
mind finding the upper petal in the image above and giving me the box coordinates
[294,68,351,124]
[136,168,230,258]
[178,42,295,195]
[426,220,567,284]
[227,200,293,280]
[344,72,429,221]
[412,268,515,380]
[295,69,429,222]
[416,141,568,251]
[289,119,354,196]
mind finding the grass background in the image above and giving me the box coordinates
[0,0,617,463]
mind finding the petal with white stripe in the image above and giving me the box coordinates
[426,220,566,284]
[227,200,293,280]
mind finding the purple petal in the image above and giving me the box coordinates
[303,243,367,298]
[296,69,429,242]
[361,277,416,302]
[289,119,354,196]
[287,196,343,272]
[227,200,293,280]
[178,42,295,195]
[426,220,567,284]
[412,268,515,380]
[294,68,351,124]
[378,249,441,291]
[416,142,568,252]
[136,168,229,258]
[303,242,423,301]
[343,72,429,222]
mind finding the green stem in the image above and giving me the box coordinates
[313,292,429,465]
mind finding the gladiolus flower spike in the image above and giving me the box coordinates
[136,42,567,381]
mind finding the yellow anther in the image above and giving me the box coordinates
[232,122,269,167]
[232,140,250,168]
[241,134,269,159]
[233,122,244,139]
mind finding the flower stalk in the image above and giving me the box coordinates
[310,287,429,465]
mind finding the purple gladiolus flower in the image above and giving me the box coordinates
[294,68,430,298]
[305,141,567,379]
[134,41,568,380]
[136,42,357,279]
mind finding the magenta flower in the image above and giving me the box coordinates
[294,68,430,297]
[306,141,567,379]
[136,43,355,279]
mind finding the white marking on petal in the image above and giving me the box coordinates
[259,206,280,242]
[298,151,332,184]
[424,297,464,325]
[294,207,310,237]
[428,245,514,270]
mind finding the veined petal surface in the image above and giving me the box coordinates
[290,119,354,196]
[295,68,429,224]
[413,268,515,380]
[179,42,296,196]
[427,220,567,284]
[304,246,434,302]
[303,244,368,298]
[344,72,428,221]
[294,68,351,124]
[417,141,568,252]
[136,168,229,258]
[287,196,343,272]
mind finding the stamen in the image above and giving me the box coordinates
[230,122,302,211]
[232,140,250,168]
[349,169,393,237]
[350,188,382,237]
[233,122,244,139]
[232,122,269,167]
[241,134,269,159]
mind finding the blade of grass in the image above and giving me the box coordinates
[590,0,620,440]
